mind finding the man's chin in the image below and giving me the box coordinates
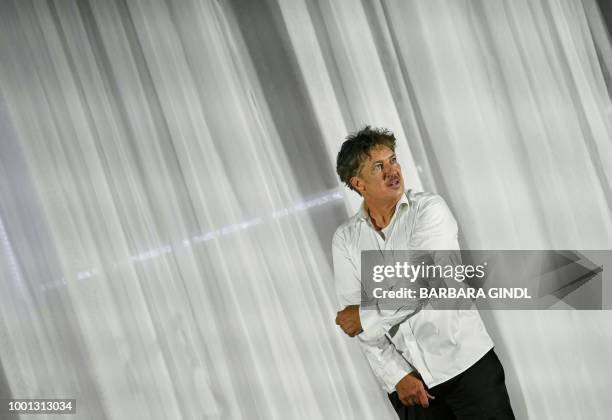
[381,186,404,201]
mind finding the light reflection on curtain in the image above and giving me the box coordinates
[1,0,612,419]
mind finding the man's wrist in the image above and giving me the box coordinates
[390,368,414,391]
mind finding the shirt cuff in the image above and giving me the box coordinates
[359,307,393,339]
[383,359,414,393]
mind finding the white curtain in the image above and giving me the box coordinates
[1,0,611,419]
[0,0,392,418]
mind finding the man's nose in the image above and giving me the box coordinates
[383,164,396,177]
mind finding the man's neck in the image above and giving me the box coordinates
[365,196,401,231]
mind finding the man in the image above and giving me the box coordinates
[332,126,514,419]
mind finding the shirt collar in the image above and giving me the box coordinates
[359,191,410,221]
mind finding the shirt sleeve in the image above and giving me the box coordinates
[331,229,363,307]
[412,194,460,251]
[356,330,414,393]
[332,229,413,392]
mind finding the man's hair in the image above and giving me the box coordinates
[336,126,396,194]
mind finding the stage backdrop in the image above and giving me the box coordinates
[1,0,611,419]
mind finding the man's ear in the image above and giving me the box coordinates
[350,176,364,194]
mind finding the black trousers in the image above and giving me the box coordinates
[388,349,515,420]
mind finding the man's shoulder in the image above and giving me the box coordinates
[408,190,453,218]
[408,190,444,207]
[411,191,457,233]
[332,212,362,245]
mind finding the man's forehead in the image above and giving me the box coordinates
[365,145,394,161]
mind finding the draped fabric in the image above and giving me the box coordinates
[0,1,611,419]
[0,1,392,418]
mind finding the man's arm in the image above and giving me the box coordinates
[333,302,434,406]
[332,230,418,395]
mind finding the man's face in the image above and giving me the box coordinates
[351,145,404,202]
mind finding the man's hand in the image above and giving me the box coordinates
[335,305,363,337]
[396,373,435,408]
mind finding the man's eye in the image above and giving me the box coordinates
[374,164,383,171]
[390,157,397,164]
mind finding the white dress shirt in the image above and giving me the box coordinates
[332,190,493,393]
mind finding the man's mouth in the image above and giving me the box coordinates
[386,176,401,188]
